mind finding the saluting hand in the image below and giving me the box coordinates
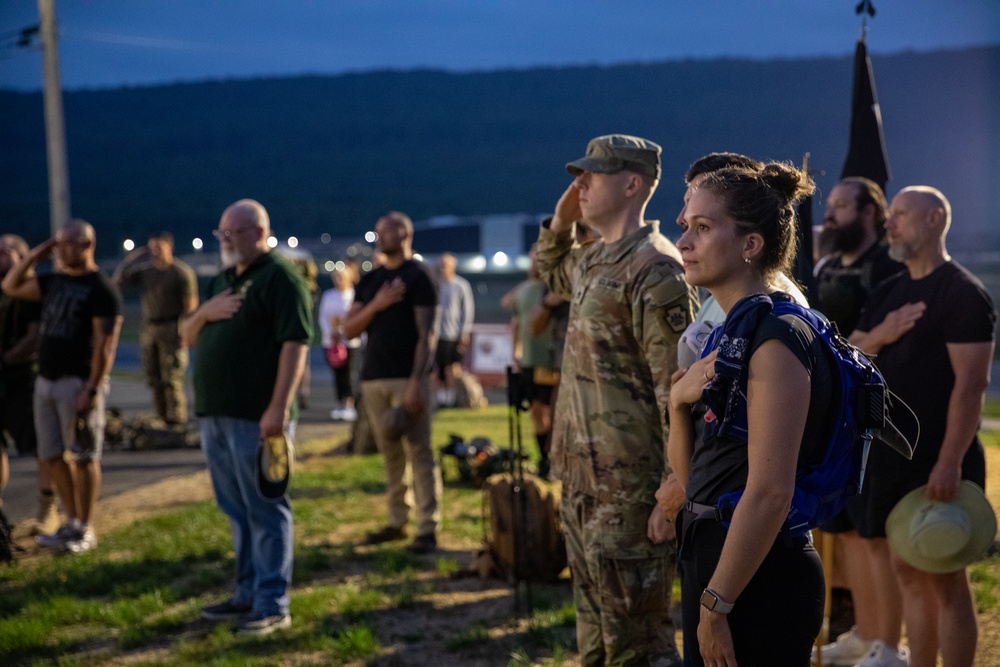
[551,182,582,233]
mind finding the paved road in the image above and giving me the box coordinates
[3,362,349,527]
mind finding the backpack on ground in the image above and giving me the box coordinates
[440,435,518,488]
[473,472,566,582]
[698,297,915,537]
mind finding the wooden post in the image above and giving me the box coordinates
[38,0,71,236]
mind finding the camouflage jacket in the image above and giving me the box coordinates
[536,220,697,503]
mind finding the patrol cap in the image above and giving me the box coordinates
[566,134,662,180]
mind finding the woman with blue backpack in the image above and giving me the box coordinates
[668,161,829,666]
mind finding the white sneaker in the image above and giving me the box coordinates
[36,524,82,550]
[65,528,98,554]
[812,626,873,666]
[341,406,357,422]
[856,640,909,667]
[330,408,343,421]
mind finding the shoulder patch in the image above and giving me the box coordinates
[665,305,689,333]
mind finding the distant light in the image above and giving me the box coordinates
[347,246,358,257]
[324,260,335,272]
[468,256,487,272]
[267,236,278,248]
[361,261,373,272]
[413,253,423,262]
[287,236,298,248]
[364,231,377,243]
[192,237,203,251]
[514,255,531,270]
[320,233,331,244]
[123,239,135,252]
[492,251,509,267]
[335,261,346,271]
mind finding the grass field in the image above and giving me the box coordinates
[2,406,999,666]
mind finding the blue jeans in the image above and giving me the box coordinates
[200,416,293,616]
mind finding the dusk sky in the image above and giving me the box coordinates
[2,0,999,91]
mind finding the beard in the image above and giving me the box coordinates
[828,216,866,253]
[220,247,244,269]
[888,242,912,262]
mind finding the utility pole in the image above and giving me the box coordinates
[38,0,70,236]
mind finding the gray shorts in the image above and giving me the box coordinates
[34,376,108,462]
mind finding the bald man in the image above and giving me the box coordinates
[849,187,997,667]
[1,220,124,555]
[182,199,313,636]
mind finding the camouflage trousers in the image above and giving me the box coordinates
[140,321,188,425]
[560,489,681,667]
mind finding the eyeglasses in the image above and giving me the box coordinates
[212,227,253,240]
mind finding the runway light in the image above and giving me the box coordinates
[492,251,509,267]
[324,260,335,272]
[335,261,346,271]
[320,233,331,244]
[267,236,278,248]
[192,237,203,250]
[364,231,377,243]
[467,256,487,272]
[123,239,135,251]
[287,236,299,248]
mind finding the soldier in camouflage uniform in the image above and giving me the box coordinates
[536,135,698,667]
[113,232,197,428]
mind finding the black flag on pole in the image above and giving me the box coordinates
[841,36,890,191]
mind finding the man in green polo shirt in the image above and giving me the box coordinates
[182,199,312,636]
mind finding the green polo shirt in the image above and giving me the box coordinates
[193,252,313,422]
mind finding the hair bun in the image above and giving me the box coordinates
[760,163,816,204]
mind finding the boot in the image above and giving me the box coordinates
[29,491,61,536]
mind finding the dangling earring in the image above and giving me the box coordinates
[743,256,751,264]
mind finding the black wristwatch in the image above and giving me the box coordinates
[700,588,734,614]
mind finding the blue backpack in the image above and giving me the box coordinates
[697,298,914,537]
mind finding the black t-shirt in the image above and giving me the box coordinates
[687,312,835,505]
[857,261,997,464]
[815,243,903,336]
[355,260,438,381]
[37,271,122,380]
[0,293,42,380]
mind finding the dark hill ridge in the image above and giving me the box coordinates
[1,46,997,252]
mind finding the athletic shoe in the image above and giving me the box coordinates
[407,533,437,554]
[340,406,358,422]
[363,525,407,545]
[201,598,253,621]
[330,408,343,421]
[36,524,81,550]
[856,640,909,667]
[812,626,873,666]
[65,528,98,554]
[235,610,291,636]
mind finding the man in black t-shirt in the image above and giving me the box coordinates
[1,220,124,556]
[815,177,903,335]
[850,186,997,667]
[812,178,904,666]
[0,234,46,534]
[344,212,442,555]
